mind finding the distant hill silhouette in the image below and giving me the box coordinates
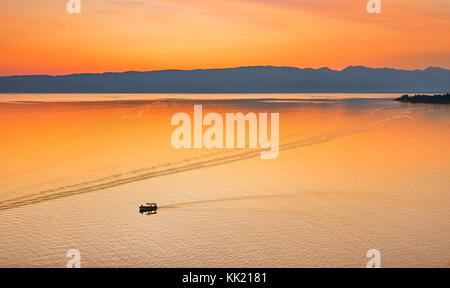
[0,66,449,93]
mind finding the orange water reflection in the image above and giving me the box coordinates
[0,97,449,267]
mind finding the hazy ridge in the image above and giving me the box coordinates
[0,66,449,93]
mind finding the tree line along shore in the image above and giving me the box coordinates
[395,93,450,104]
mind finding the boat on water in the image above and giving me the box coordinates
[139,203,158,215]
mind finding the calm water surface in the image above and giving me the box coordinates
[0,94,449,267]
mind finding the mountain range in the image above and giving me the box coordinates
[0,66,449,93]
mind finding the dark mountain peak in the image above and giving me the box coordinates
[341,65,373,72]
[425,66,447,72]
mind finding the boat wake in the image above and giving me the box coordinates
[161,194,294,209]
[0,111,412,212]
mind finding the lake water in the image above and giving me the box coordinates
[0,93,449,267]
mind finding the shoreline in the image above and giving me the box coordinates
[395,93,450,104]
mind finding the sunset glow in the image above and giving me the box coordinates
[1,0,449,75]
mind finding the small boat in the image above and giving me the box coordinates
[139,203,158,215]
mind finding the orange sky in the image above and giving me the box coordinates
[0,0,449,75]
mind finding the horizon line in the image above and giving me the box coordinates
[1,65,448,78]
